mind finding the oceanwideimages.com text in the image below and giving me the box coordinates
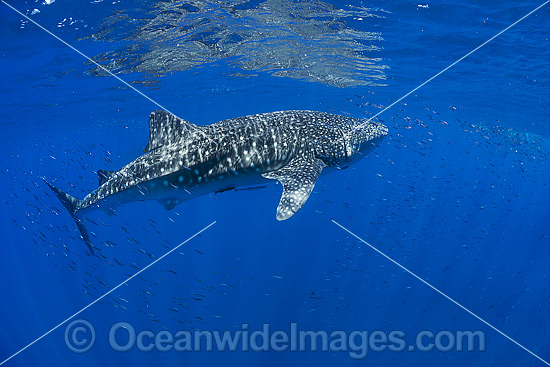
[65,320,486,359]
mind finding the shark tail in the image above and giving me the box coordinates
[44,180,95,255]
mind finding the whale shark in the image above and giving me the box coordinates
[46,110,388,254]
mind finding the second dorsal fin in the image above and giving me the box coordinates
[97,169,117,185]
[144,111,199,152]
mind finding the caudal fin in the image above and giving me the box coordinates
[44,180,95,255]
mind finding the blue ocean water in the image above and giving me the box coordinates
[1,0,549,366]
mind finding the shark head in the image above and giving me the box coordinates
[311,114,388,166]
[345,118,388,159]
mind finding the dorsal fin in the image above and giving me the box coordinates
[144,111,199,152]
[97,169,117,186]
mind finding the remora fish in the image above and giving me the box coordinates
[46,110,388,254]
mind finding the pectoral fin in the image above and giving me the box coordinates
[262,156,325,220]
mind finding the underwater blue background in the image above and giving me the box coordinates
[1,0,549,365]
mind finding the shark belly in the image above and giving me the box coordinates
[79,161,276,215]
[143,167,272,211]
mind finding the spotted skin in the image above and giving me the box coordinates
[47,110,387,253]
[77,110,387,216]
[262,156,325,220]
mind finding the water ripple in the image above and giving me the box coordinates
[83,0,388,87]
